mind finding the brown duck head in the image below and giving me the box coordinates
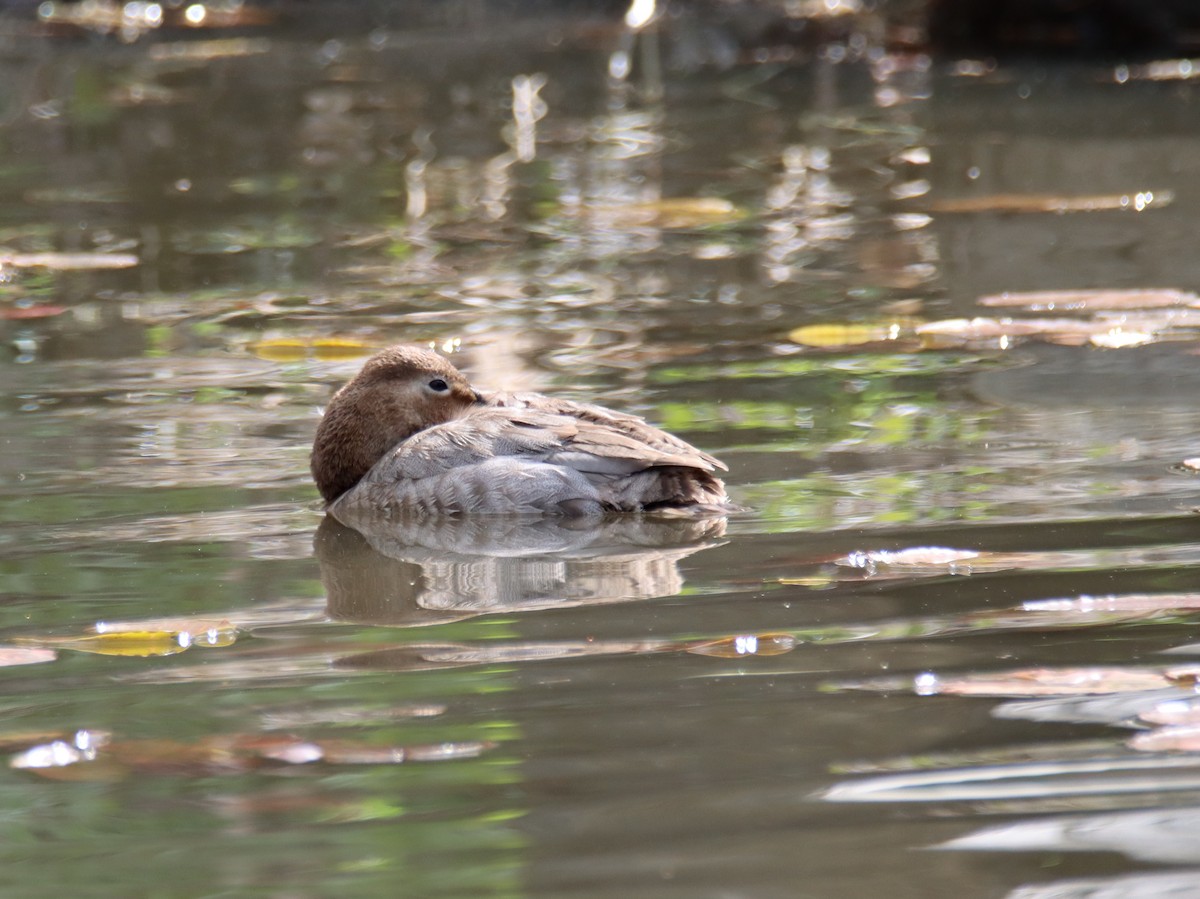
[310,346,482,504]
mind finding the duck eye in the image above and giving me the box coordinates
[427,378,449,392]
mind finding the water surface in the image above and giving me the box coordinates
[3,5,1200,897]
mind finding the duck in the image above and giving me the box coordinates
[310,345,730,518]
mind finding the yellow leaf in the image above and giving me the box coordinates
[19,622,236,657]
[788,319,920,348]
[251,337,375,362]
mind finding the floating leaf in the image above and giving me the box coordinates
[11,730,109,778]
[0,252,138,270]
[596,197,745,229]
[19,621,235,657]
[1024,593,1200,613]
[1139,698,1200,727]
[915,316,1099,340]
[903,667,1173,698]
[838,547,981,575]
[0,304,67,320]
[1122,59,1200,82]
[1129,724,1200,752]
[250,337,375,362]
[1164,666,1200,687]
[928,190,1173,214]
[0,647,56,667]
[978,288,1195,311]
[825,755,1200,804]
[686,633,796,658]
[147,38,273,61]
[1089,327,1154,348]
[10,731,495,781]
[788,320,920,348]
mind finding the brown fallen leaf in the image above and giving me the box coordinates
[928,190,1173,214]
[11,731,496,781]
[0,304,68,320]
[1164,666,1200,687]
[686,633,797,658]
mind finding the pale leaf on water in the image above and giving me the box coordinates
[593,197,745,229]
[835,667,1173,698]
[910,667,1174,698]
[1023,593,1200,613]
[1,252,139,270]
[1089,328,1155,348]
[0,647,56,667]
[837,546,981,574]
[1139,697,1200,727]
[978,288,1196,311]
[928,189,1173,214]
[147,39,273,62]
[823,754,1200,804]
[1128,724,1200,752]
[915,316,1107,340]
[1123,59,1200,82]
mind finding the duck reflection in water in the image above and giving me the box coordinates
[314,512,726,627]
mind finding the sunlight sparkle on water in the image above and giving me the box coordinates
[914,672,941,695]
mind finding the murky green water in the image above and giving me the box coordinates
[5,5,1200,897]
